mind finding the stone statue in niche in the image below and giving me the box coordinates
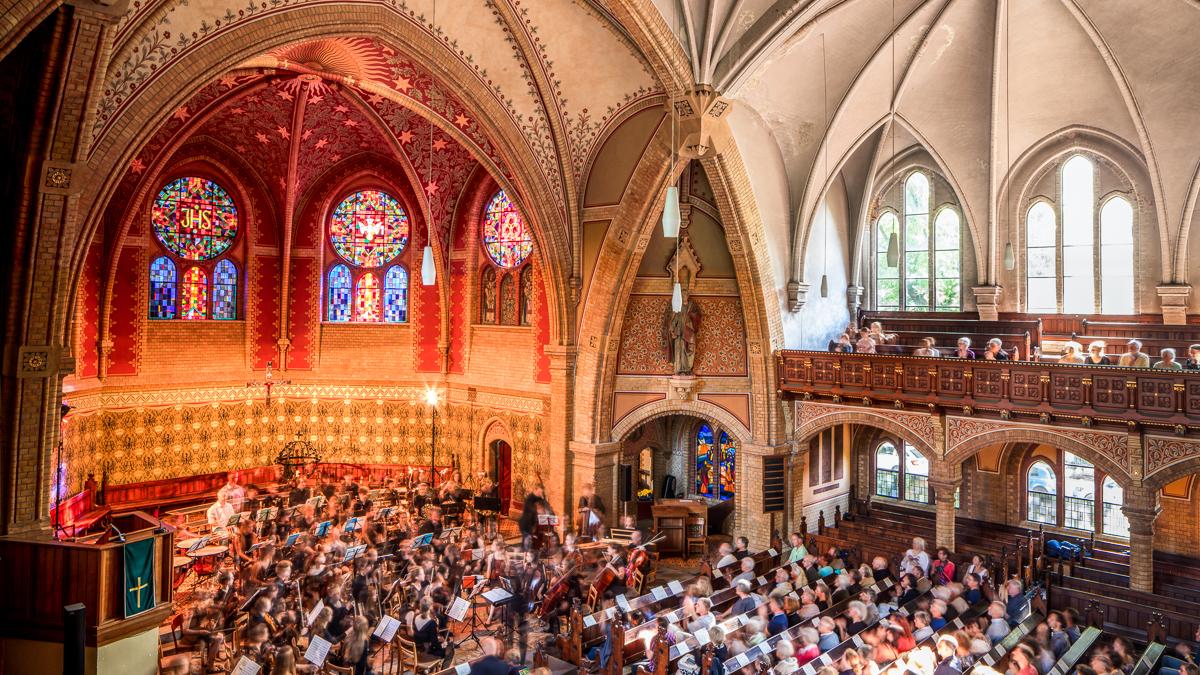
[666,284,701,376]
[482,268,497,322]
[520,269,534,326]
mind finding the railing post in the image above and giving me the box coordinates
[817,510,826,535]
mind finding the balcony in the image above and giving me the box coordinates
[775,350,1200,427]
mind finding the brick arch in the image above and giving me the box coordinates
[946,427,1131,487]
[1144,455,1200,494]
[795,409,936,460]
[610,400,749,446]
[75,7,573,347]
[477,416,513,478]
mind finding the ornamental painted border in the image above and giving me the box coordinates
[796,401,938,448]
[1144,436,1200,477]
[945,416,1129,473]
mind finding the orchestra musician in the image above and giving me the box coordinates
[288,477,311,508]
[413,483,435,515]
[218,474,245,512]
[206,492,235,530]
[518,484,547,548]
[576,482,605,540]
[232,518,257,567]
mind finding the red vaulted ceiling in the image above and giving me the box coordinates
[104,37,502,257]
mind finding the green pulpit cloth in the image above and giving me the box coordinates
[123,538,156,617]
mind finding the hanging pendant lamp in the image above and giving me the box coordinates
[422,245,436,285]
[887,232,899,267]
[1004,243,1016,271]
[672,281,683,312]
[820,274,829,298]
[663,186,681,238]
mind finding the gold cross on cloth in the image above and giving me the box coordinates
[130,576,149,606]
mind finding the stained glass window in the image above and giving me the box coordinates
[695,424,716,497]
[717,431,737,499]
[181,267,208,320]
[480,267,497,323]
[500,274,517,325]
[149,256,177,319]
[355,272,381,322]
[330,190,409,267]
[328,265,351,322]
[213,260,237,320]
[384,266,408,323]
[483,190,532,268]
[152,177,238,260]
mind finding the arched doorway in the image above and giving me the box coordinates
[491,439,512,512]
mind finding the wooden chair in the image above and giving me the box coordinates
[631,568,646,596]
[685,517,706,557]
[158,614,191,675]
[393,635,443,675]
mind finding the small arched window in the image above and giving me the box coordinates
[328,265,352,322]
[355,273,381,322]
[1027,460,1058,525]
[1100,196,1135,314]
[483,189,532,268]
[181,267,208,320]
[875,441,930,504]
[150,257,177,319]
[213,260,237,320]
[1063,452,1095,531]
[1062,156,1095,313]
[873,171,962,311]
[384,266,408,323]
[717,431,737,500]
[696,424,716,497]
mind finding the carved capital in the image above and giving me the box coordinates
[1157,285,1191,325]
[667,86,734,158]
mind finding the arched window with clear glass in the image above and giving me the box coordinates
[1063,452,1095,531]
[904,446,929,502]
[1026,202,1058,313]
[1102,477,1128,537]
[873,171,961,311]
[1027,461,1057,525]
[875,442,900,498]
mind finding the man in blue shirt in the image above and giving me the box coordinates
[767,597,788,636]
[1004,580,1028,627]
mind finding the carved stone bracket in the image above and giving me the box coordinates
[669,376,699,401]
[787,281,811,312]
[7,344,63,379]
[1157,285,1191,325]
[971,286,1003,321]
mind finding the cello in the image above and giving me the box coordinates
[537,562,578,617]
[624,533,666,587]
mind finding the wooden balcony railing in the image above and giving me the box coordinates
[776,350,1200,425]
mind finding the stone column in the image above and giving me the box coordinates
[846,286,865,324]
[1157,285,1191,325]
[738,442,792,549]
[544,345,577,518]
[1,2,120,535]
[567,440,623,528]
[789,443,808,535]
[1122,502,1160,593]
[928,480,961,552]
[971,286,1003,321]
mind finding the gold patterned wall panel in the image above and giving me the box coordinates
[62,391,547,495]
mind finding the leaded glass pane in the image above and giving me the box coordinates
[1027,202,1057,248]
[878,279,901,308]
[149,257,177,319]
[1101,197,1134,244]
[906,278,929,308]
[936,279,961,309]
[152,177,238,260]
[213,260,237,320]
[384,266,408,323]
[181,267,207,320]
[483,190,533,268]
[876,443,899,498]
[935,209,960,250]
[935,251,960,278]
[905,215,929,250]
[354,273,381,322]
[1027,278,1057,312]
[877,213,898,252]
[905,173,929,215]
[696,424,716,497]
[877,253,899,279]
[906,251,929,278]
[328,265,351,322]
[1102,476,1128,538]
[1065,496,1094,531]
[330,190,409,267]
[1028,249,1056,278]
[1062,156,1095,245]
[1063,275,1095,314]
[717,431,737,500]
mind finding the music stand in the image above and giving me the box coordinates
[448,576,492,651]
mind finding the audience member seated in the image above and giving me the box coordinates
[832,334,855,353]
[953,338,975,360]
[1085,341,1111,365]
[981,338,1010,361]
[868,322,896,345]
[1117,340,1149,368]
[914,338,941,357]
[902,538,931,576]
[857,328,878,354]
[1004,580,1028,626]
[1060,341,1085,363]
[1154,347,1182,369]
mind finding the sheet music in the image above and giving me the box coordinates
[187,535,211,554]
[666,611,679,624]
[231,656,261,675]
[852,635,864,647]
[768,548,778,557]
[584,615,598,628]
[285,533,300,547]
[668,580,684,595]
[677,641,692,655]
[481,588,512,604]
[471,548,486,560]
[953,619,964,628]
[819,654,832,666]
[373,616,401,642]
[344,518,359,533]
[695,628,711,646]
[606,607,617,619]
[307,600,324,626]
[737,614,749,626]
[803,665,816,675]
[455,664,472,675]
[756,576,767,586]
[315,521,331,537]
[615,594,630,611]
[449,597,470,622]
[733,653,750,668]
[651,586,668,601]
[304,636,332,667]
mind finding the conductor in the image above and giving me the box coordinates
[517,484,546,549]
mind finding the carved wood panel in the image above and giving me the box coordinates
[841,362,868,387]
[974,369,1004,399]
[1137,378,1175,414]
[782,357,807,383]
[1187,381,1200,417]
[1010,371,1042,402]
[1050,372,1084,406]
[903,364,931,393]
[872,364,899,390]
[937,366,967,396]
[813,360,837,385]
[1092,375,1129,411]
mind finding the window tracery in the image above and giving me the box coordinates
[324,188,409,323]
[873,171,962,311]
